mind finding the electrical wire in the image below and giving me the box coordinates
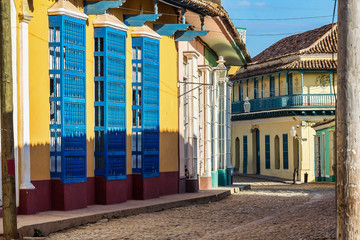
[118,6,334,22]
[231,15,333,21]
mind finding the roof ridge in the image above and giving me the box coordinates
[300,23,337,54]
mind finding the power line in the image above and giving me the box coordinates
[231,15,333,21]
[118,6,335,22]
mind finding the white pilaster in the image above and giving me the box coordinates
[183,51,199,179]
[212,70,219,173]
[199,65,212,177]
[19,11,35,190]
[226,81,233,169]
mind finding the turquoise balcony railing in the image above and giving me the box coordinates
[232,94,336,114]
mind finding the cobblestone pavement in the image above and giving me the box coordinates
[46,177,335,240]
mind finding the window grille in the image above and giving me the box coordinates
[94,27,127,180]
[49,15,86,183]
[132,37,160,177]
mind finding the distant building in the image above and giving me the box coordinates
[230,23,337,182]
[312,119,335,182]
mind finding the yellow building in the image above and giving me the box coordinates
[7,0,241,214]
[231,24,337,182]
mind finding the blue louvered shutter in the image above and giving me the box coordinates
[94,27,127,180]
[243,136,247,174]
[142,38,160,178]
[265,135,270,169]
[283,134,289,169]
[49,15,87,183]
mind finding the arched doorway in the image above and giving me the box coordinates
[235,137,240,170]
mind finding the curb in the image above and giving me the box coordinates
[18,185,250,238]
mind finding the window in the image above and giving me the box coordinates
[287,73,293,95]
[254,78,259,99]
[49,15,87,183]
[270,75,275,97]
[265,135,270,169]
[283,134,289,169]
[243,136,248,174]
[132,37,160,177]
[94,26,127,180]
[274,135,280,169]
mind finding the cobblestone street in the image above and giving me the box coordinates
[46,177,336,240]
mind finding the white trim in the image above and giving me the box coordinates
[19,19,35,190]
[48,8,88,20]
[131,29,162,40]
[11,0,20,206]
[93,21,129,32]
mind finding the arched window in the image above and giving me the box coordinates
[274,135,280,169]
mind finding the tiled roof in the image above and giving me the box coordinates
[162,0,251,62]
[252,23,337,64]
[284,59,337,70]
[232,59,337,79]
[312,118,335,128]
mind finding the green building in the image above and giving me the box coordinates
[312,119,335,182]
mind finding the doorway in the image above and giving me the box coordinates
[253,129,260,174]
[235,137,240,170]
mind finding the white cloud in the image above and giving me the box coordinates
[254,1,266,7]
[237,0,251,7]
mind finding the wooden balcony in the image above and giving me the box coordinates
[232,94,336,114]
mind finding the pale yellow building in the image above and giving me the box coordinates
[231,24,337,182]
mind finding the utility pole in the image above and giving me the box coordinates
[337,0,360,239]
[0,0,18,239]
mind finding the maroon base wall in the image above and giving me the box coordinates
[133,172,179,200]
[186,179,199,193]
[19,180,52,215]
[19,171,178,214]
[51,179,87,211]
[159,171,179,196]
[179,177,186,194]
[95,176,128,204]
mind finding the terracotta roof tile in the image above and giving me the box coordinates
[232,59,337,80]
[252,23,337,64]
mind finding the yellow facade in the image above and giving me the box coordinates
[232,71,336,181]
[24,0,179,182]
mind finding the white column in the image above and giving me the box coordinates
[19,13,35,190]
[199,66,212,177]
[183,52,199,179]
[226,81,233,169]
[223,80,227,170]
[213,70,219,173]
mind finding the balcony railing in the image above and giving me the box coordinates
[232,94,336,114]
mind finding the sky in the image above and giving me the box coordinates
[222,0,337,58]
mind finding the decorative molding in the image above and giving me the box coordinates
[131,25,162,40]
[93,13,129,31]
[48,0,88,20]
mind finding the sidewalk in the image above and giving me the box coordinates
[0,184,250,238]
[232,172,302,184]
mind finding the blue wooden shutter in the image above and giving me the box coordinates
[283,134,289,169]
[49,15,87,183]
[94,27,127,180]
[265,135,270,169]
[243,136,248,174]
[142,38,160,178]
